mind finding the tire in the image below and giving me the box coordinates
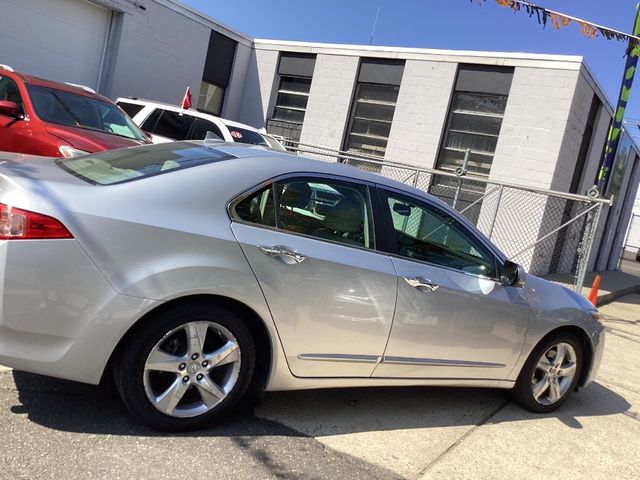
[114,302,255,431]
[511,331,583,413]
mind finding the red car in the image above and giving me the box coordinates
[0,65,149,158]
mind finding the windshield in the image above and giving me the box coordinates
[226,126,270,147]
[56,142,235,185]
[27,85,146,141]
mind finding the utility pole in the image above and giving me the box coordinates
[596,2,640,195]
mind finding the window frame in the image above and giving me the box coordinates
[377,185,503,281]
[228,173,389,253]
[197,80,225,117]
[0,75,25,117]
[271,75,312,125]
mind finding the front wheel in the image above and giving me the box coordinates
[114,302,255,431]
[512,332,582,413]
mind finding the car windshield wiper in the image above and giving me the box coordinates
[48,90,83,127]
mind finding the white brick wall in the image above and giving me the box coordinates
[237,48,279,128]
[299,54,359,151]
[221,42,252,120]
[105,2,210,104]
[384,60,456,168]
[490,67,580,189]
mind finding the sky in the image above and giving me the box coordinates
[182,0,640,119]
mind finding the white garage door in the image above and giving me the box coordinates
[0,0,110,89]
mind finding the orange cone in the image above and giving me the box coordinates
[587,274,601,306]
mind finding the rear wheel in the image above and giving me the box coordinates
[512,332,582,413]
[114,302,255,431]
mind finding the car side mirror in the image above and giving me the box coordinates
[500,260,526,287]
[0,100,20,118]
[393,203,412,216]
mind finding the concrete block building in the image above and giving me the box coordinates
[2,0,640,273]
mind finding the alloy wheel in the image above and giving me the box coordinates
[531,342,577,406]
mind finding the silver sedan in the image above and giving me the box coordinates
[0,141,605,430]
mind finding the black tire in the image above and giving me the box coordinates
[511,331,583,413]
[114,302,255,431]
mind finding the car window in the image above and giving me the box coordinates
[277,180,374,249]
[188,117,224,140]
[234,186,276,227]
[27,86,146,140]
[385,192,494,277]
[227,127,270,147]
[140,108,162,131]
[0,77,24,115]
[116,101,144,119]
[150,109,195,140]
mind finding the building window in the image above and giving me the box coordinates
[344,83,400,157]
[437,92,508,176]
[198,80,224,116]
[272,76,311,124]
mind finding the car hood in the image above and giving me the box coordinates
[46,124,147,152]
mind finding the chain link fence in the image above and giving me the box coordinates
[283,141,610,291]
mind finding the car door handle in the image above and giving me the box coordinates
[403,276,439,292]
[258,245,306,264]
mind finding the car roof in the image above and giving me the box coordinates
[3,69,110,102]
[116,97,263,133]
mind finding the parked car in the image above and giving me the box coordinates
[116,97,287,150]
[0,141,604,431]
[0,65,150,158]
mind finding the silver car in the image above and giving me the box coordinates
[0,142,605,430]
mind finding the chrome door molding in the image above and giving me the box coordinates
[382,356,505,368]
[298,353,381,364]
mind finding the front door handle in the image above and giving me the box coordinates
[403,276,439,292]
[258,245,306,264]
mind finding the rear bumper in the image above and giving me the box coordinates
[0,240,159,384]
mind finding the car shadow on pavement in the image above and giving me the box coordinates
[9,370,631,436]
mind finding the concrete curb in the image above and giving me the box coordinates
[597,285,640,307]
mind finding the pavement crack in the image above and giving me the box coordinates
[416,399,510,478]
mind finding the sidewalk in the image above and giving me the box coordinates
[546,259,640,306]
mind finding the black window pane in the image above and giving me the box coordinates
[272,107,306,123]
[438,149,494,176]
[141,108,162,131]
[357,83,400,103]
[346,134,389,156]
[275,92,309,110]
[151,110,194,141]
[353,102,395,122]
[445,131,499,154]
[117,102,144,119]
[228,127,269,146]
[449,112,502,136]
[188,118,223,140]
[453,93,507,115]
[351,117,392,138]
[235,186,276,227]
[279,77,311,93]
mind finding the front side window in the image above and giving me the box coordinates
[197,81,224,116]
[233,179,375,249]
[27,86,146,141]
[384,192,495,277]
[116,101,144,119]
[149,109,195,141]
[272,76,311,124]
[188,117,224,140]
[344,83,399,157]
[0,76,24,114]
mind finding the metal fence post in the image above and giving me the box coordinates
[575,202,604,293]
[452,149,470,210]
[487,184,504,240]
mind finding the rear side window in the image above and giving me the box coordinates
[0,76,24,115]
[150,109,195,140]
[234,186,276,227]
[57,143,236,185]
[117,101,144,119]
[188,118,224,140]
[227,127,269,147]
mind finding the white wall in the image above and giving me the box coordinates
[384,60,456,168]
[237,48,279,128]
[221,42,252,120]
[298,54,359,151]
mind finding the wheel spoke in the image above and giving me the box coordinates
[145,348,184,373]
[557,362,577,378]
[553,344,567,367]
[532,375,550,401]
[186,322,209,356]
[536,356,553,374]
[195,375,226,408]
[205,340,240,368]
[548,378,562,403]
[155,378,189,415]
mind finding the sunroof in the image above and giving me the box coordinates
[56,142,236,185]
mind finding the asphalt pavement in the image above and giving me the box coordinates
[0,294,638,480]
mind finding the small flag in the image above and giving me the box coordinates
[181,87,192,110]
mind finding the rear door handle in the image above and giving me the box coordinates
[258,245,306,264]
[403,276,439,292]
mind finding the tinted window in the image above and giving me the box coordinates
[117,101,144,119]
[234,186,276,227]
[227,127,269,147]
[188,117,224,140]
[27,86,145,140]
[0,76,24,114]
[151,110,195,141]
[57,143,235,185]
[385,192,494,277]
[277,180,374,249]
[141,108,162,131]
